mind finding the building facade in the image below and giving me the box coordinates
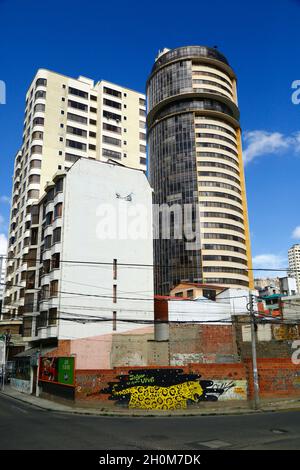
[20,158,154,369]
[147,46,253,294]
[4,69,147,319]
[288,244,300,293]
[0,255,6,318]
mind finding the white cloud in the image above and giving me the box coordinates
[0,195,10,204]
[0,233,7,255]
[292,226,300,239]
[243,131,291,165]
[252,253,287,277]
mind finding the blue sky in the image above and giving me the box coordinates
[0,0,300,276]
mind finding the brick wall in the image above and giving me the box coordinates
[245,358,300,399]
[169,323,239,365]
[233,315,300,359]
[75,363,246,403]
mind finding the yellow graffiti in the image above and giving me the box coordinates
[112,381,203,410]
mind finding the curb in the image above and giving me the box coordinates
[1,390,300,418]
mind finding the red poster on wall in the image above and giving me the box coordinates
[39,357,59,382]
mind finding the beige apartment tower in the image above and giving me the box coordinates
[288,244,300,293]
[4,70,146,318]
[147,46,254,294]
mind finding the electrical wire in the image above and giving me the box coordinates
[2,254,300,273]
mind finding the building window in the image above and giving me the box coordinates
[28,174,41,184]
[50,280,59,297]
[103,98,121,110]
[140,157,146,165]
[66,139,87,151]
[103,87,121,98]
[67,112,88,124]
[48,308,58,325]
[68,87,88,99]
[89,118,97,125]
[66,126,87,137]
[27,189,40,199]
[54,203,63,218]
[31,145,43,154]
[113,311,117,331]
[55,178,64,193]
[102,122,121,134]
[89,144,96,150]
[23,317,33,337]
[103,110,121,122]
[34,103,45,113]
[53,227,61,244]
[43,259,51,274]
[36,78,47,87]
[102,148,121,160]
[103,135,121,146]
[113,259,117,280]
[32,131,44,140]
[90,95,97,101]
[51,253,60,270]
[113,285,117,303]
[44,235,52,249]
[90,107,97,113]
[38,311,48,328]
[139,98,146,106]
[89,131,96,138]
[187,289,194,298]
[139,145,146,153]
[203,289,217,301]
[33,117,44,126]
[65,153,80,163]
[68,100,88,112]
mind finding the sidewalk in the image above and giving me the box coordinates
[2,385,300,417]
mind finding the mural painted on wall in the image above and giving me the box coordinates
[10,378,31,395]
[100,369,242,410]
[39,357,75,386]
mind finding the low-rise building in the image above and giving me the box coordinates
[170,283,227,300]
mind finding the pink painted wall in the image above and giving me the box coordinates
[69,326,153,369]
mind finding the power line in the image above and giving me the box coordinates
[2,254,299,272]
[0,282,249,302]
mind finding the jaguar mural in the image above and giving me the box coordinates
[100,369,240,410]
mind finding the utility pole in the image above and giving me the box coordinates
[248,291,260,409]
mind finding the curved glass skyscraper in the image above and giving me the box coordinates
[147,46,254,294]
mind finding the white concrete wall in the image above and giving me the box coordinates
[216,288,258,315]
[58,159,154,342]
[168,298,231,324]
[282,295,300,321]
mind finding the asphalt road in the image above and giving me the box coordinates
[1,394,300,450]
